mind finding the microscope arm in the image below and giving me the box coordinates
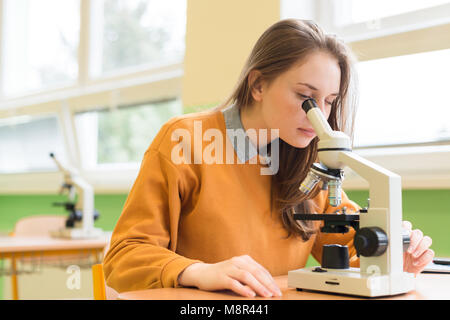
[338,150,404,276]
[338,151,401,210]
[50,152,77,184]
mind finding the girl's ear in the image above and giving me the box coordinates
[248,70,265,102]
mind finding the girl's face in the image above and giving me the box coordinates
[254,51,341,148]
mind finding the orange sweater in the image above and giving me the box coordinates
[103,107,361,293]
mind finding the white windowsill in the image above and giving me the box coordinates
[343,144,450,189]
[1,143,449,194]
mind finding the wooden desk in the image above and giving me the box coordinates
[0,235,110,300]
[118,273,450,300]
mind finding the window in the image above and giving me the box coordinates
[307,0,450,42]
[335,0,450,26]
[1,0,80,97]
[353,48,450,148]
[0,0,186,98]
[89,0,187,78]
[74,99,182,167]
[281,0,450,148]
[0,0,186,176]
[0,114,67,173]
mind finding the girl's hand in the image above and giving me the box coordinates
[178,255,282,298]
[402,221,435,275]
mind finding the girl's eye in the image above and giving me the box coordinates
[297,93,311,100]
[297,93,335,106]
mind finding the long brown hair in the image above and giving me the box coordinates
[215,19,359,241]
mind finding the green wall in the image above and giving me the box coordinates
[0,194,128,234]
[346,189,450,256]
[1,189,449,299]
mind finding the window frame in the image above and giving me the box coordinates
[319,0,450,42]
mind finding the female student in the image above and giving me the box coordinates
[103,19,434,298]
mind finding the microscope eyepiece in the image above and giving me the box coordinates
[302,98,319,113]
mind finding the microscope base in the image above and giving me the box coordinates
[50,227,105,239]
[288,266,415,297]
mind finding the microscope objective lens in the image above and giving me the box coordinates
[328,179,342,207]
[299,171,321,195]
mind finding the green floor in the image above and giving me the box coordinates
[1,189,449,299]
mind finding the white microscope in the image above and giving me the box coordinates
[49,153,104,239]
[287,99,415,297]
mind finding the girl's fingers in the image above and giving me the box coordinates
[226,278,256,298]
[228,268,273,298]
[407,229,423,254]
[402,220,412,231]
[408,249,435,275]
[237,255,281,296]
[411,236,432,259]
[413,249,435,268]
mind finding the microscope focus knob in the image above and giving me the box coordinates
[354,227,388,257]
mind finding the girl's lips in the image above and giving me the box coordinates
[297,128,316,137]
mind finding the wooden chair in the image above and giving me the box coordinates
[92,264,106,300]
[92,241,118,300]
[12,215,66,237]
[12,214,91,264]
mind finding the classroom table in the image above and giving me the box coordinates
[0,235,110,300]
[117,273,450,300]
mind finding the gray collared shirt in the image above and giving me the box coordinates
[221,104,277,167]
